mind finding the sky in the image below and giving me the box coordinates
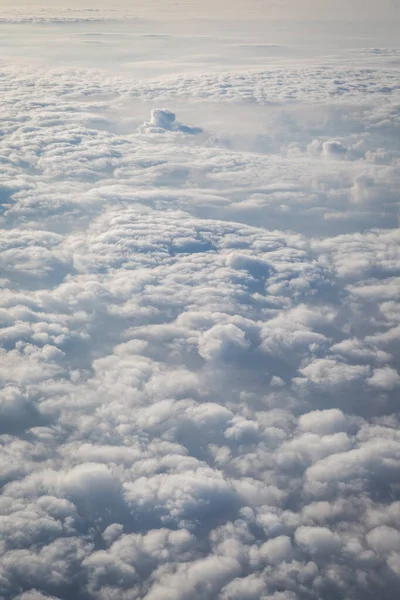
[0,2,400,600]
[2,0,400,20]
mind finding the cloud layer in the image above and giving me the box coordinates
[0,18,399,600]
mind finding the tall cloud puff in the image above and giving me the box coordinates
[139,109,203,135]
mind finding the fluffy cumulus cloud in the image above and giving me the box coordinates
[139,109,203,135]
[0,9,400,600]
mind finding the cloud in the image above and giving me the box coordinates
[366,366,400,390]
[295,526,342,556]
[1,201,399,598]
[322,139,348,159]
[198,324,250,361]
[139,109,203,135]
[298,409,349,435]
[0,16,399,600]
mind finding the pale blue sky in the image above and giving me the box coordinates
[3,0,400,20]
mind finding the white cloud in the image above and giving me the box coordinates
[0,13,399,600]
[298,409,348,435]
[297,359,370,386]
[139,108,203,135]
[366,366,400,390]
[198,324,250,361]
[366,526,400,555]
[322,140,348,159]
[295,526,342,556]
